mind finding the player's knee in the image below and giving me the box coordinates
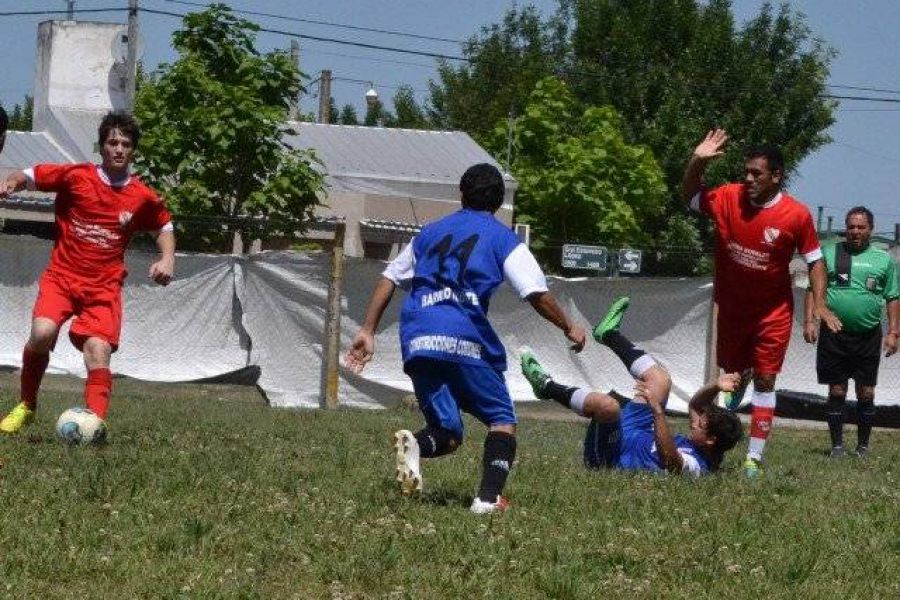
[82,338,112,366]
[583,392,620,422]
[28,320,58,352]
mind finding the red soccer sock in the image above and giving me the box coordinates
[84,368,113,420]
[20,347,50,410]
[748,405,776,461]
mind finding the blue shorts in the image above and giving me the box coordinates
[405,357,517,439]
[583,399,653,469]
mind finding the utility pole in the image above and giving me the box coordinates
[826,215,834,238]
[317,69,332,124]
[124,0,139,112]
[288,39,300,120]
[321,222,346,408]
[894,223,899,247]
[67,1,75,20]
[816,205,824,232]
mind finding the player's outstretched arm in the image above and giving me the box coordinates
[682,129,728,204]
[343,277,396,374]
[640,388,683,474]
[527,291,586,352]
[689,372,740,411]
[149,230,176,286]
[0,170,28,198]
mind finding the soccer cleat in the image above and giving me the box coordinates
[592,296,631,343]
[722,370,752,411]
[743,457,761,478]
[828,446,846,458]
[0,403,35,434]
[469,495,510,514]
[519,346,551,399]
[855,445,870,458]
[393,430,423,496]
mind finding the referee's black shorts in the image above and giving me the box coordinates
[816,324,882,386]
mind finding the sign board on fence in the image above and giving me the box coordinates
[617,248,642,274]
[562,244,608,270]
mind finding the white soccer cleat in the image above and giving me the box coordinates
[393,429,423,496]
[469,495,510,515]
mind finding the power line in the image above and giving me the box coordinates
[140,7,469,62]
[158,0,464,45]
[0,8,126,16]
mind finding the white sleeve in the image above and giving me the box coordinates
[503,243,549,298]
[382,239,416,289]
[23,167,37,191]
[689,192,701,212]
[159,222,174,234]
[679,451,703,477]
[804,247,823,264]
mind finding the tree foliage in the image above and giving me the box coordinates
[2,95,34,131]
[488,77,667,267]
[134,4,325,250]
[390,86,428,129]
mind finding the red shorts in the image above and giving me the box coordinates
[33,270,122,352]
[717,303,792,375]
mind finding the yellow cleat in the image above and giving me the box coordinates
[0,403,35,434]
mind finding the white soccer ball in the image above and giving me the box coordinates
[55,407,108,445]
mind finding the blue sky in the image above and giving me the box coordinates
[2,1,899,234]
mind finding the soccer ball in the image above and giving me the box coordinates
[55,408,107,445]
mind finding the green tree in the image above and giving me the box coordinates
[364,98,392,127]
[134,4,324,250]
[428,6,568,136]
[338,104,359,125]
[4,95,34,131]
[390,85,428,129]
[490,77,667,268]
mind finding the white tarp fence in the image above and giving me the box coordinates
[2,235,899,413]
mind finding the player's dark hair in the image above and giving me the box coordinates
[846,206,874,228]
[98,111,141,148]
[0,106,8,133]
[460,163,505,213]
[705,406,744,470]
[745,144,785,175]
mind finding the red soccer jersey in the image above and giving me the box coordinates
[699,183,821,315]
[31,163,172,283]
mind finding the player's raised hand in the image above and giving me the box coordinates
[343,330,375,374]
[693,129,729,162]
[149,256,174,286]
[566,324,587,353]
[717,372,742,393]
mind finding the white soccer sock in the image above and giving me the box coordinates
[629,354,657,379]
[570,388,591,416]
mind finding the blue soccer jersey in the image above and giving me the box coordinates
[384,209,545,372]
[584,401,711,476]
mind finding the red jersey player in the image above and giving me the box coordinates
[0,111,175,435]
[682,129,841,476]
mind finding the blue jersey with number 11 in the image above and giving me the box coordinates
[399,209,520,372]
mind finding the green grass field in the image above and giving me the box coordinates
[1,376,899,599]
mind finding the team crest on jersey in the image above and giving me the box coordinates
[118,211,133,228]
[763,226,781,245]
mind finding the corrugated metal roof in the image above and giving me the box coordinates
[284,122,516,187]
[0,131,73,171]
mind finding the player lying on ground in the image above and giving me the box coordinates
[0,111,175,434]
[521,297,744,475]
[344,163,585,514]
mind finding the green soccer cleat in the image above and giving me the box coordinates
[743,457,761,478]
[0,403,35,434]
[592,297,631,343]
[519,346,551,400]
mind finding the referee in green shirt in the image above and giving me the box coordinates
[804,206,899,457]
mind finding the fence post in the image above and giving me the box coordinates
[320,222,346,408]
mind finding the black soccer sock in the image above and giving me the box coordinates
[543,380,578,408]
[477,431,517,502]
[856,400,875,449]
[414,427,457,458]
[602,330,647,373]
[825,396,845,448]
